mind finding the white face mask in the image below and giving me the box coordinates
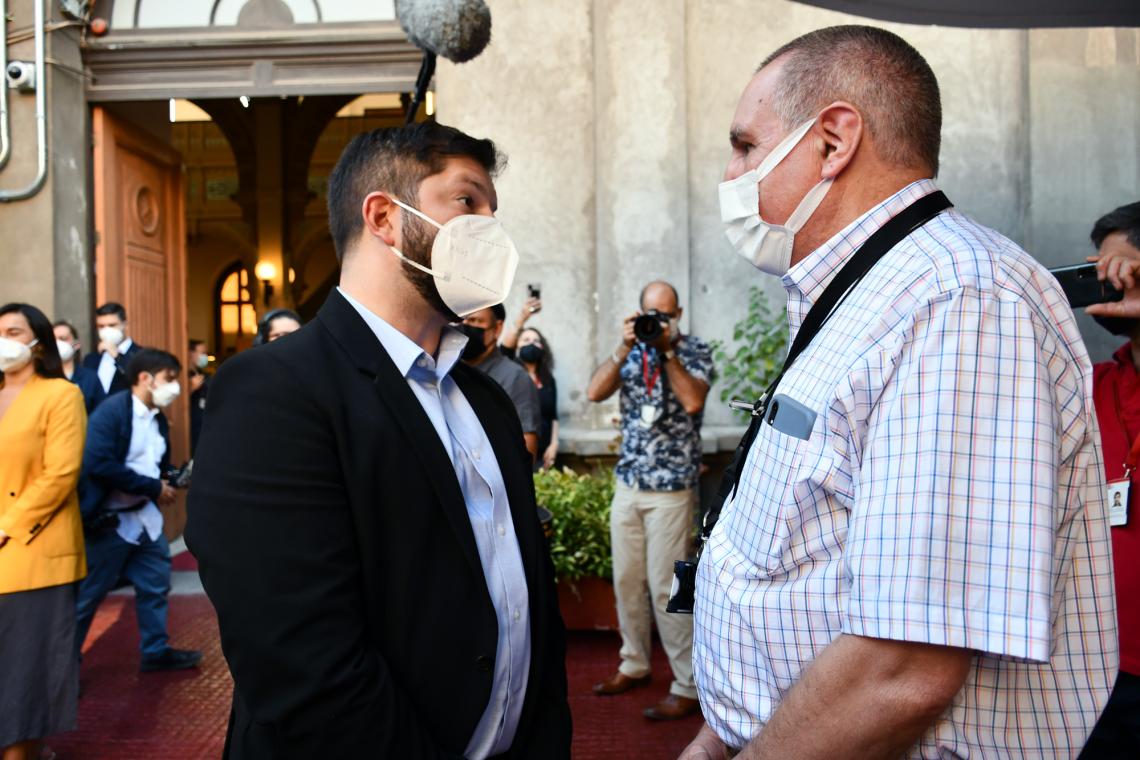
[151,380,181,409]
[0,337,38,373]
[388,198,520,319]
[56,339,76,363]
[719,117,833,276]
[99,326,125,348]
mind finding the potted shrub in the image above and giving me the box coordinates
[533,467,618,630]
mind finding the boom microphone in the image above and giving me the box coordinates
[395,0,493,64]
[395,0,494,124]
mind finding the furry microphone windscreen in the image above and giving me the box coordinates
[394,0,493,63]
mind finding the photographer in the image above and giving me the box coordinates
[586,280,713,721]
[75,349,202,673]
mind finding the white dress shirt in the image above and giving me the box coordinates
[97,337,134,393]
[106,394,166,545]
[338,288,531,759]
[693,180,1117,756]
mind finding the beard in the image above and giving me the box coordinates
[399,213,460,323]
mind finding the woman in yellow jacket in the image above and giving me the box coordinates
[0,303,87,760]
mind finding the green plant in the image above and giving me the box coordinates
[712,285,789,421]
[533,467,615,581]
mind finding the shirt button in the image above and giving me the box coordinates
[513,609,521,622]
[497,524,506,537]
[473,449,482,461]
[416,358,427,367]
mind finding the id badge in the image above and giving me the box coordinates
[1108,479,1130,527]
[638,403,661,429]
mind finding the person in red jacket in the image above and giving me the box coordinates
[1083,201,1140,758]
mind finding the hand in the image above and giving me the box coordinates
[517,297,542,326]
[653,319,674,354]
[1089,250,1140,292]
[1087,285,1140,320]
[542,444,558,470]
[190,373,206,393]
[158,483,178,508]
[622,312,640,348]
[677,723,731,760]
[98,340,120,357]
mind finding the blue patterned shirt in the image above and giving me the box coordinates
[615,335,715,492]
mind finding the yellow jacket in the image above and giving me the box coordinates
[0,374,88,593]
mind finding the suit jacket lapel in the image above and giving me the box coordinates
[316,291,485,582]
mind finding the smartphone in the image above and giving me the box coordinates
[1049,263,1124,308]
[527,283,541,299]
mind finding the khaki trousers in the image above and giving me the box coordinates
[610,482,697,699]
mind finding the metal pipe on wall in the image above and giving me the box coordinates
[0,0,48,202]
[0,0,11,171]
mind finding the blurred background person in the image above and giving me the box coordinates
[54,320,105,414]
[500,297,559,469]
[461,304,541,459]
[83,303,141,397]
[517,328,559,470]
[253,309,303,346]
[0,303,88,760]
[1082,201,1140,759]
[188,339,210,456]
[75,349,202,674]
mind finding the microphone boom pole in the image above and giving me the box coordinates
[405,51,437,125]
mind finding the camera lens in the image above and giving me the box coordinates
[634,313,664,343]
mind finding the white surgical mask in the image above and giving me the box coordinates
[151,380,181,409]
[0,337,37,373]
[99,326,125,348]
[388,198,519,319]
[719,117,833,276]
[56,339,76,363]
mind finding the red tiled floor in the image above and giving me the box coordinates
[49,594,698,759]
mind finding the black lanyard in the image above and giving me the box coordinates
[701,191,953,551]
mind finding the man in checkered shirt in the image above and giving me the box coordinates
[680,26,1118,760]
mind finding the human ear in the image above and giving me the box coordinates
[817,102,863,179]
[362,192,400,248]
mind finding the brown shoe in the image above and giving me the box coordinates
[643,694,701,721]
[592,671,651,696]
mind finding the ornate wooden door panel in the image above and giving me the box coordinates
[92,107,189,537]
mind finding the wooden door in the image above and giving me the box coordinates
[92,108,189,537]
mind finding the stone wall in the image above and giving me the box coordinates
[437,0,1140,436]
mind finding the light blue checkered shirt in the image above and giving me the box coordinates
[693,180,1118,757]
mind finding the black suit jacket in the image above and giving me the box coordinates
[82,341,143,397]
[185,291,572,759]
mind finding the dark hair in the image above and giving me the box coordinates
[519,326,556,378]
[126,348,182,387]
[326,121,504,262]
[254,308,303,347]
[1091,202,1140,250]
[759,25,942,175]
[189,338,207,352]
[0,303,65,383]
[490,304,506,323]
[53,319,82,364]
[95,302,127,322]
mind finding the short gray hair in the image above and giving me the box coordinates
[759,25,941,176]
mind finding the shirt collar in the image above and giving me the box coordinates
[782,178,941,309]
[120,337,133,353]
[336,287,466,381]
[131,394,159,421]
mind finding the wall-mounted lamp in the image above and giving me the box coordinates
[255,261,277,306]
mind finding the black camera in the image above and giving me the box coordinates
[666,559,697,614]
[633,310,669,343]
[165,460,193,490]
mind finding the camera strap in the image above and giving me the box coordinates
[702,190,953,553]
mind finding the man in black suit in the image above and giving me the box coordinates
[186,122,572,759]
[82,302,143,398]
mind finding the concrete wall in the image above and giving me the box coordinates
[437,0,1140,434]
[0,0,91,340]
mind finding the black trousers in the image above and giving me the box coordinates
[1080,671,1140,759]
